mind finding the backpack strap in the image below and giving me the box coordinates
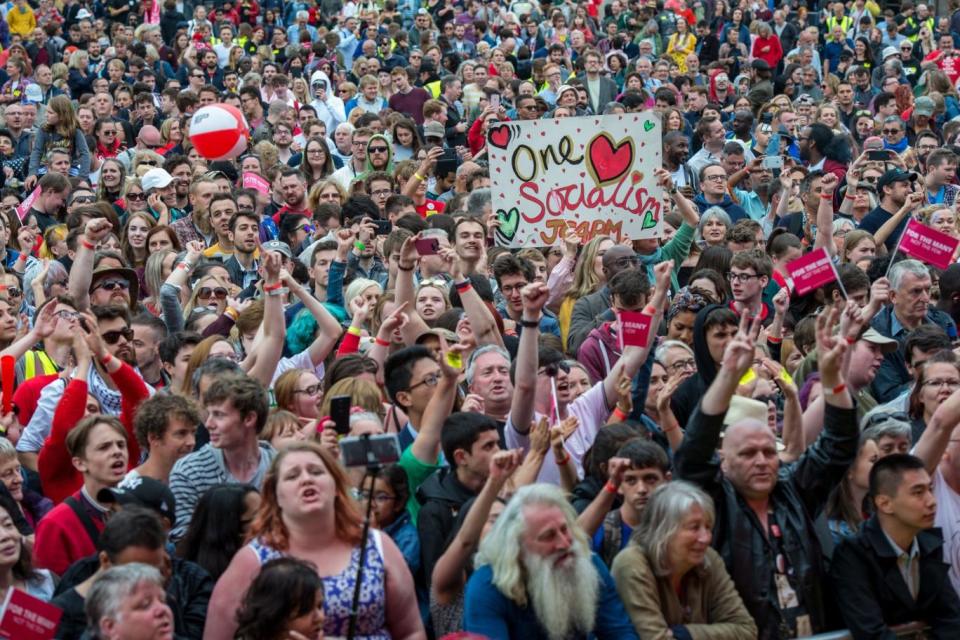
[64,496,101,548]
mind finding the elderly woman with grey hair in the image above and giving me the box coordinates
[611,481,757,639]
[85,563,174,639]
[697,206,732,248]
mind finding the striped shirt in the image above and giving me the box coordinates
[168,441,276,542]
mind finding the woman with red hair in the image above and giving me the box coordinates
[204,442,426,640]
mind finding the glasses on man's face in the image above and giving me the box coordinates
[71,196,96,205]
[54,309,79,321]
[101,327,134,345]
[127,191,147,200]
[665,358,696,374]
[95,279,130,292]
[704,174,726,182]
[409,372,441,391]
[370,189,392,198]
[727,272,760,283]
[198,286,228,300]
[2,287,21,298]
[883,128,902,136]
[368,145,388,153]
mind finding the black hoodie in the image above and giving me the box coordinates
[416,468,476,590]
[670,303,726,431]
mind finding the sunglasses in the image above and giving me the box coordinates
[198,286,228,299]
[126,192,146,200]
[71,196,96,204]
[368,145,389,153]
[882,128,903,135]
[2,287,21,298]
[101,327,134,344]
[94,279,130,292]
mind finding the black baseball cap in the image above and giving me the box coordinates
[99,477,177,527]
[876,168,918,192]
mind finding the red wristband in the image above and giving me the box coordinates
[263,281,283,292]
[99,353,114,367]
[767,336,782,344]
[820,193,834,200]
[831,383,846,395]
[604,481,618,494]
[556,450,570,465]
[374,337,390,347]
[81,239,95,250]
[845,336,856,345]
[612,407,628,421]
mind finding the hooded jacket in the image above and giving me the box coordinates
[578,321,621,384]
[693,193,749,223]
[358,133,395,183]
[416,467,476,589]
[670,303,725,431]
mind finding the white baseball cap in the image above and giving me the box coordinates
[141,168,174,192]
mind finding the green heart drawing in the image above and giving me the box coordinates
[497,207,520,240]
[640,210,657,230]
[643,120,655,132]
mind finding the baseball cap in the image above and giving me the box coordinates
[141,168,174,192]
[76,8,93,20]
[914,96,936,117]
[98,477,177,527]
[261,240,293,258]
[860,328,899,354]
[423,121,445,139]
[876,168,919,191]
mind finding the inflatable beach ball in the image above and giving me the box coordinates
[189,104,250,161]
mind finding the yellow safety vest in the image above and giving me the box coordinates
[23,350,58,380]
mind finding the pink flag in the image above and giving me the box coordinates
[898,218,959,270]
[0,588,62,640]
[15,185,40,223]
[242,172,270,195]
[617,311,654,350]
[785,247,838,297]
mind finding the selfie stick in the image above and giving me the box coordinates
[347,435,381,640]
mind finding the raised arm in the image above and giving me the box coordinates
[509,281,549,435]
[245,251,286,387]
[913,385,960,473]
[674,313,760,485]
[409,336,465,465]
[576,457,629,537]
[445,248,503,349]
[874,190,923,250]
[0,301,55,361]
[431,450,522,602]
[395,235,432,344]
[369,303,409,386]
[602,261,672,408]
[764,357,804,462]
[814,172,839,256]
[68,218,113,312]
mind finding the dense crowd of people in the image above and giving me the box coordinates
[6,0,960,639]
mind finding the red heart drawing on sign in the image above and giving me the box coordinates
[586,133,634,186]
[488,125,511,149]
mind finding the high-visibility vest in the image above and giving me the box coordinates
[23,350,58,380]
[826,15,854,40]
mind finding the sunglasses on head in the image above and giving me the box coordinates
[94,279,130,292]
[198,286,228,299]
[542,361,571,377]
[101,327,134,344]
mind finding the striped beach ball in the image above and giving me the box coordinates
[189,104,250,161]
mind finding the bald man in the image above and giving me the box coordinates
[673,311,859,638]
[567,244,639,355]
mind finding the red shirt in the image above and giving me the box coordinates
[34,490,107,576]
[416,199,445,218]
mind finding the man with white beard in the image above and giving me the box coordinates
[463,484,639,640]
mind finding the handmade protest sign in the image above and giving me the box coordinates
[487,112,664,247]
[785,247,839,297]
[617,311,654,350]
[15,185,40,223]
[242,172,270,195]
[897,218,959,270]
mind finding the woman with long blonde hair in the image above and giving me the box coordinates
[558,234,615,352]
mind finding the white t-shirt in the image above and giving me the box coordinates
[932,466,960,596]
